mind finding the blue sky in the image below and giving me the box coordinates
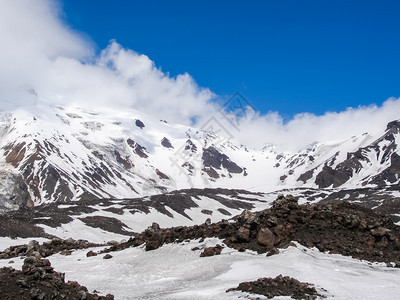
[60,0,400,118]
[1,0,400,149]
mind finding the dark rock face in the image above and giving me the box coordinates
[370,153,400,186]
[156,169,170,180]
[102,195,400,266]
[314,119,400,189]
[315,165,353,188]
[184,139,197,153]
[297,169,314,184]
[202,146,243,175]
[114,150,134,169]
[161,137,173,148]
[386,120,400,133]
[135,119,145,129]
[226,275,325,299]
[0,256,113,300]
[127,138,148,158]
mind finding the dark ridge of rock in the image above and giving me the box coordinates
[156,169,170,180]
[184,139,197,152]
[297,169,314,184]
[226,275,325,299]
[103,207,124,215]
[0,212,49,239]
[161,137,173,148]
[79,216,134,235]
[114,150,134,169]
[182,161,194,174]
[202,146,243,174]
[315,185,400,222]
[127,138,148,158]
[0,188,259,240]
[386,120,400,134]
[315,165,352,188]
[101,195,400,266]
[135,119,145,129]
[370,152,400,186]
[0,256,113,299]
[3,141,27,167]
[217,208,232,216]
[203,166,220,179]
[0,238,101,260]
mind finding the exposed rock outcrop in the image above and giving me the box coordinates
[102,195,400,266]
[0,256,113,299]
[226,275,325,299]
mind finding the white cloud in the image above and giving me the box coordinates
[231,98,400,151]
[0,0,399,152]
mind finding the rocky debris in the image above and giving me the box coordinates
[0,256,113,299]
[226,275,325,299]
[103,254,113,259]
[135,119,145,129]
[199,244,224,257]
[161,137,173,148]
[0,238,100,260]
[101,195,400,266]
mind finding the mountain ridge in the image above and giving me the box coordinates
[0,103,399,212]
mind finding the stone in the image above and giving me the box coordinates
[375,237,389,249]
[238,209,256,223]
[237,227,250,242]
[257,228,276,248]
[200,244,223,257]
[103,254,113,259]
[370,227,390,237]
[151,222,160,231]
[266,247,280,256]
[86,250,98,257]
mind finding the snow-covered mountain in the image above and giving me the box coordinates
[0,103,399,212]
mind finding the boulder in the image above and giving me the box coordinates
[257,228,275,248]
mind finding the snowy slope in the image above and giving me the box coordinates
[0,102,399,210]
[2,240,400,299]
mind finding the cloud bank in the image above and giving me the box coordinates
[0,0,399,151]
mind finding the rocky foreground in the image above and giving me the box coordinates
[103,195,400,265]
[0,256,113,300]
[1,195,400,299]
